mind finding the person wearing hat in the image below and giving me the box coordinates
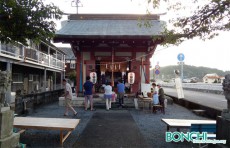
[157,83,165,113]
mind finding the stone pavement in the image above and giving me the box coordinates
[72,111,149,148]
[16,100,213,148]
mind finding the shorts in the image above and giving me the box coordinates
[104,94,112,99]
[65,98,72,107]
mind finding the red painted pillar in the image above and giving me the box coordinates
[75,51,81,93]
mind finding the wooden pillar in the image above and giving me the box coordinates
[145,59,150,83]
[111,48,114,87]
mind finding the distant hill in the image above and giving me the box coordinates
[150,65,230,81]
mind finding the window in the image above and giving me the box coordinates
[29,74,33,81]
[12,73,23,83]
[70,60,76,69]
[33,75,39,81]
[70,63,75,69]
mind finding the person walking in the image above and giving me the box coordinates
[117,80,125,108]
[104,82,112,110]
[62,79,78,116]
[83,76,95,111]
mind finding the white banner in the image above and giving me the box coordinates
[175,78,184,99]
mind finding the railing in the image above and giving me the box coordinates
[163,82,223,94]
[15,89,64,115]
[0,44,65,70]
[0,44,24,59]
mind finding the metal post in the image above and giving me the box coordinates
[44,68,47,92]
[48,46,50,66]
[54,72,56,90]
[181,63,183,81]
[61,71,63,89]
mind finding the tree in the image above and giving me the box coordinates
[0,0,63,45]
[146,0,230,45]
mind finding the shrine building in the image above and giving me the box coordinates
[54,14,165,93]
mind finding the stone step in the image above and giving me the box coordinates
[59,96,135,108]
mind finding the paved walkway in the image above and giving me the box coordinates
[17,100,213,148]
[164,87,227,111]
[73,111,149,148]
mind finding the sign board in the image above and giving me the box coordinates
[177,62,185,65]
[155,65,160,69]
[177,53,185,61]
[141,83,151,97]
[155,69,160,75]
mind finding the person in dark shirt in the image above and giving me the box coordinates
[83,76,95,111]
[157,83,165,114]
[157,83,165,105]
[117,80,125,107]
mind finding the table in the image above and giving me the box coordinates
[14,117,80,146]
[138,95,152,111]
[161,118,216,131]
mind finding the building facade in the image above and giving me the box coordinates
[0,40,65,103]
[203,73,224,83]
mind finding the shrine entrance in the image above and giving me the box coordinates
[54,14,165,93]
[95,60,128,92]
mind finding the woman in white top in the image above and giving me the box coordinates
[104,82,112,110]
[152,83,159,105]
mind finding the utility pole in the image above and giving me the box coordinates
[71,0,83,14]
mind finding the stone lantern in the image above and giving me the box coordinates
[0,71,20,148]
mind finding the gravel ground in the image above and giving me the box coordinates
[17,101,211,148]
[130,103,210,148]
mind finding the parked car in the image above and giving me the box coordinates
[190,77,198,83]
[182,79,191,83]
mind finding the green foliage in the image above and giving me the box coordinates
[146,0,230,45]
[68,71,76,83]
[151,64,230,80]
[0,0,63,45]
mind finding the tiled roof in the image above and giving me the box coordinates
[59,47,75,60]
[56,19,165,37]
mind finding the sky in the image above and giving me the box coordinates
[44,0,230,72]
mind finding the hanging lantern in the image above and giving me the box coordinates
[128,72,135,84]
[90,72,97,84]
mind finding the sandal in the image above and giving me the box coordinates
[91,109,96,111]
